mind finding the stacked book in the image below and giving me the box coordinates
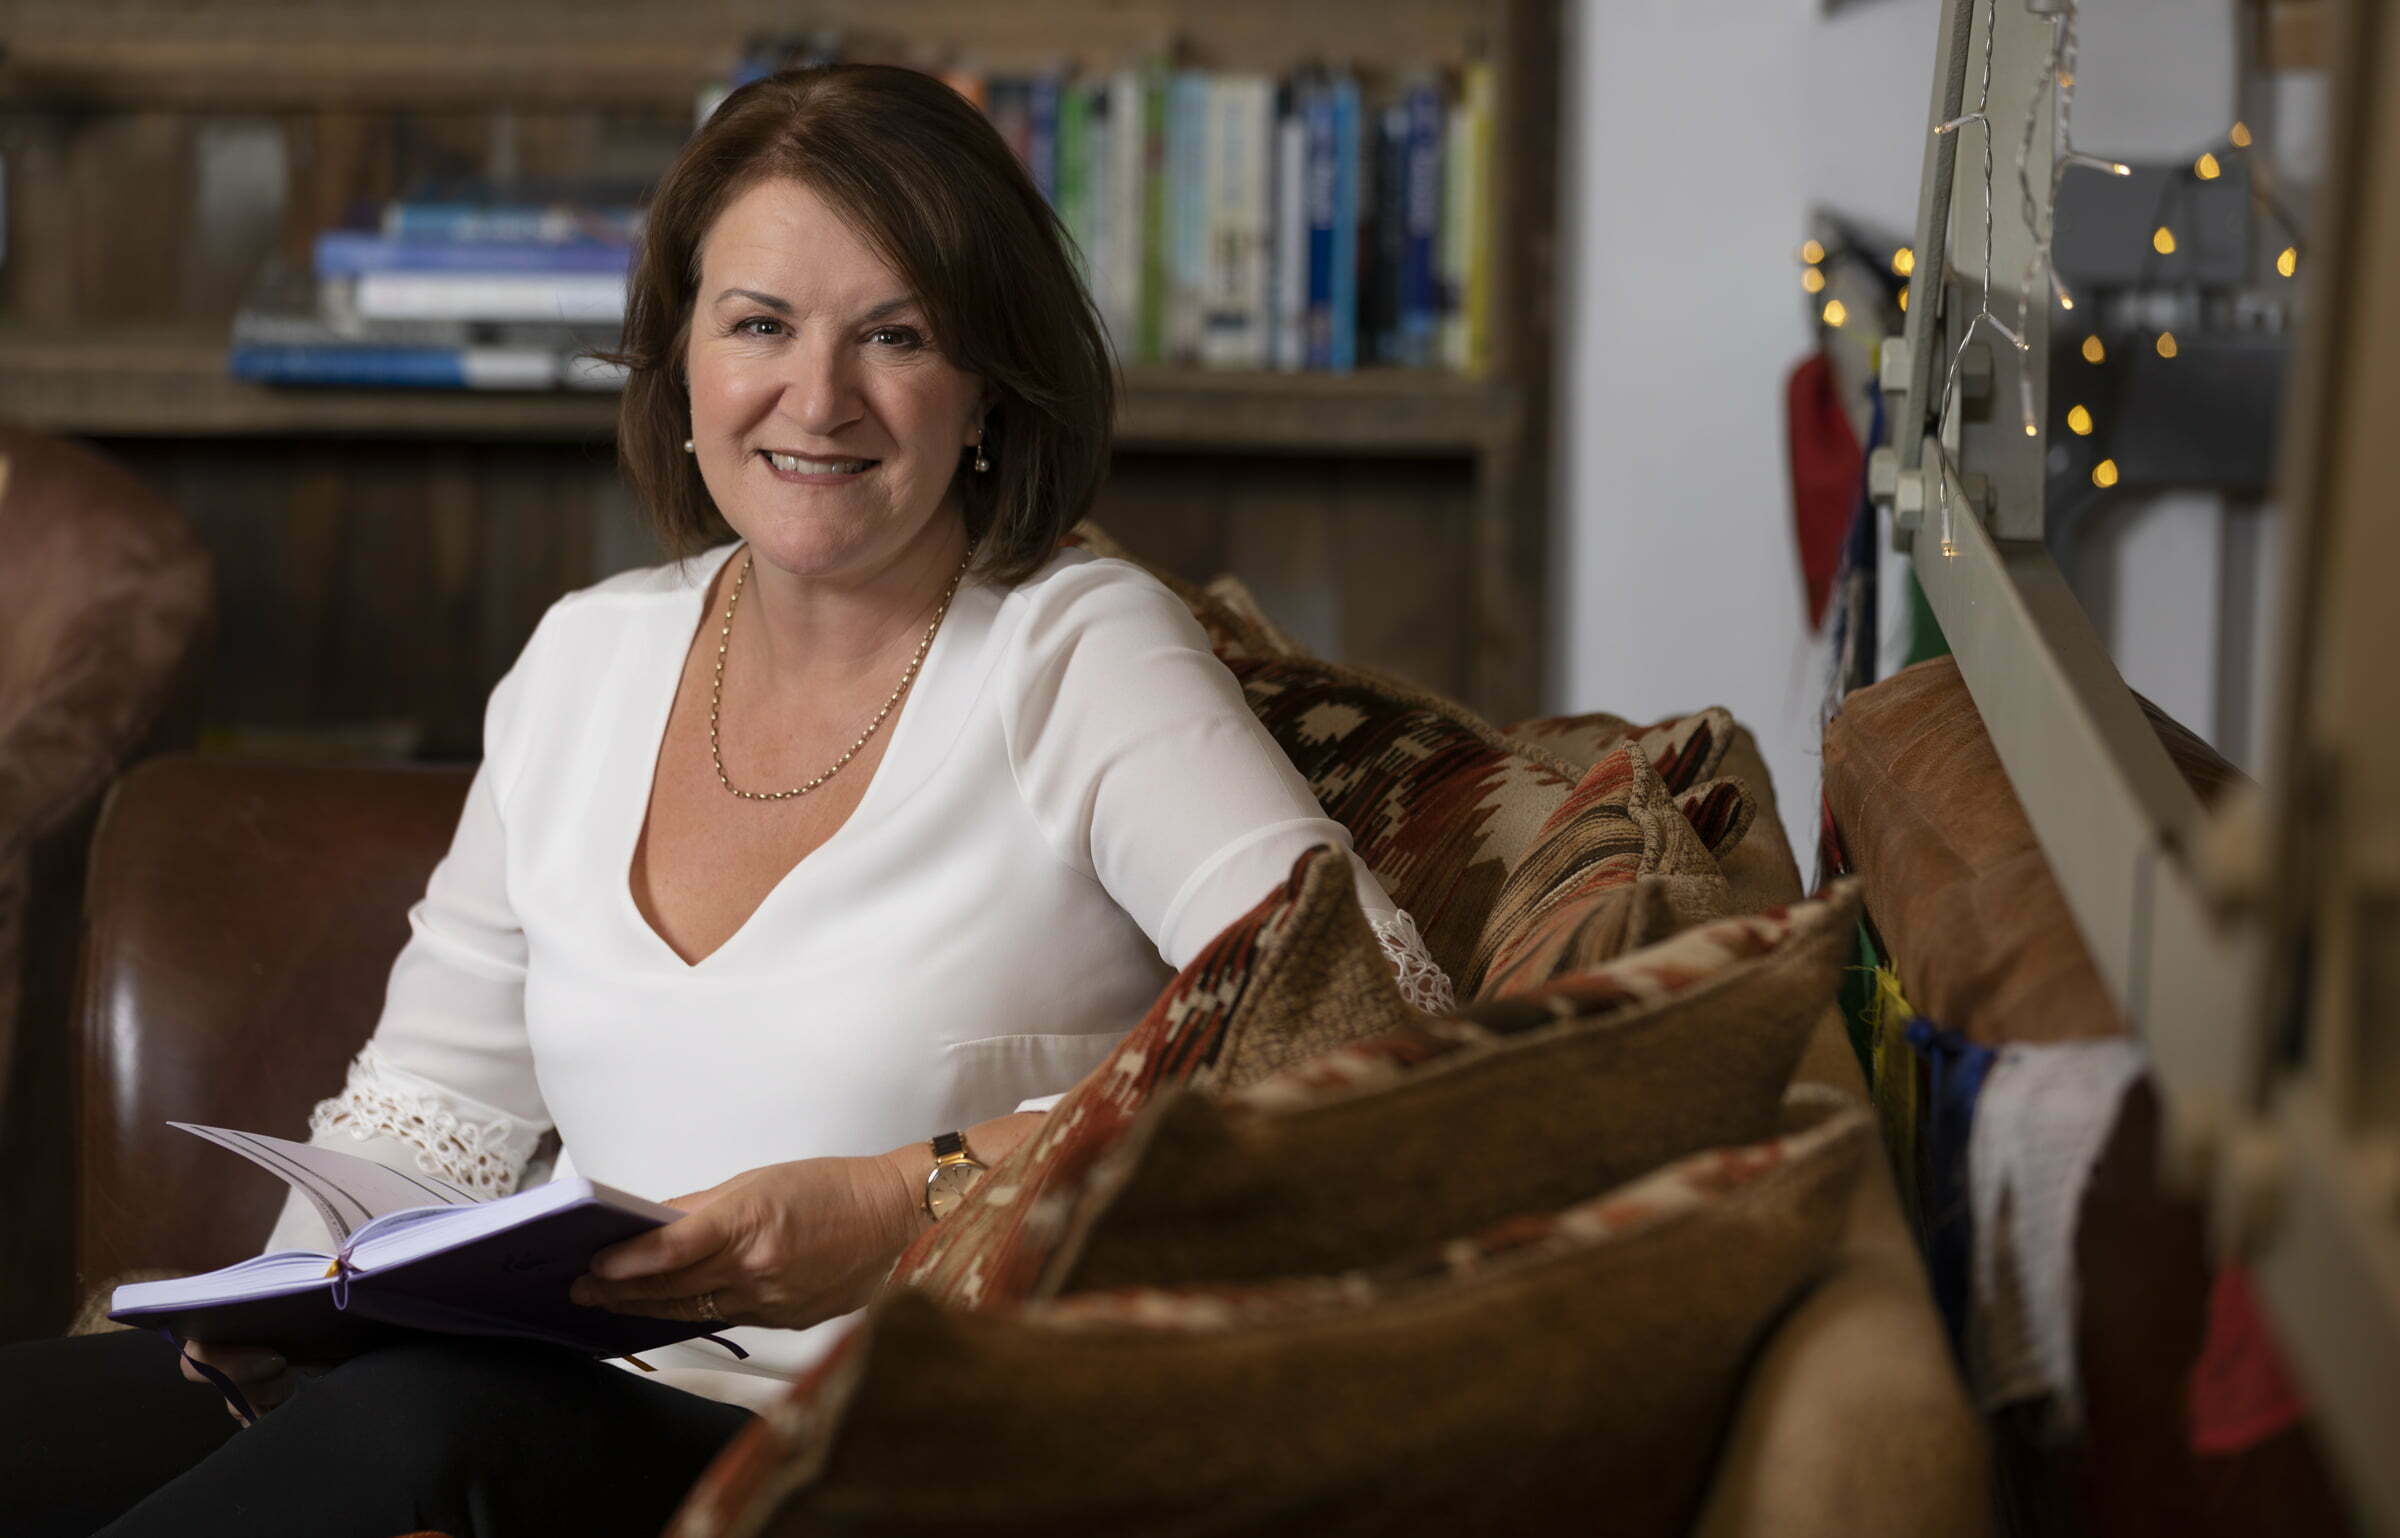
[230,193,643,391]
[713,43,1497,376]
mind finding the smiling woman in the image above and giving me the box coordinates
[607,64,1116,587]
[0,63,1450,1538]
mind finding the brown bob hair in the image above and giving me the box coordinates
[608,65,1117,586]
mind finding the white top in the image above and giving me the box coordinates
[268,544,1449,1410]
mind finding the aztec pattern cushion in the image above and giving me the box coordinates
[1505,705,1737,795]
[1048,882,1861,1292]
[889,843,1413,1310]
[1467,743,1736,999]
[1226,653,1583,990]
[669,1090,1872,1538]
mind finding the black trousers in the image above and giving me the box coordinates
[1,1329,755,1538]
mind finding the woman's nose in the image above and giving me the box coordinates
[775,337,865,439]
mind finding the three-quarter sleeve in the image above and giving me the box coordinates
[261,643,555,1252]
[999,558,1425,976]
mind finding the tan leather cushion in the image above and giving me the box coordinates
[76,756,470,1290]
[1822,656,2248,1044]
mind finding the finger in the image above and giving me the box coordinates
[589,1206,734,1281]
[570,1257,742,1310]
[577,1288,740,1325]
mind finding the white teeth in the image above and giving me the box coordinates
[767,451,871,474]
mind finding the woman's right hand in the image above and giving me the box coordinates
[177,1340,339,1423]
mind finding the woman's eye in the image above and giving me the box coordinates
[735,317,783,338]
[868,326,924,349]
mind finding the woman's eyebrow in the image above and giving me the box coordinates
[708,289,921,323]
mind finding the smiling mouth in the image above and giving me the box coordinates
[760,450,879,475]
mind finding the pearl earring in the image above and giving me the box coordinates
[683,438,695,454]
[972,431,989,474]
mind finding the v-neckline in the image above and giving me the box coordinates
[620,543,946,973]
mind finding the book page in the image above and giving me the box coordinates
[172,1123,482,1247]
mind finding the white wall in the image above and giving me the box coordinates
[1551,0,2266,867]
[1552,0,1939,872]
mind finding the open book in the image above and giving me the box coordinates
[109,1125,740,1364]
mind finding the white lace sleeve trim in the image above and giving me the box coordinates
[306,1043,539,1200]
[1371,909,1457,1015]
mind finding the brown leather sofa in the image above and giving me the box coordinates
[1,428,211,1342]
[72,751,1985,1536]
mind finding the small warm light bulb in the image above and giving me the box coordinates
[1801,239,1826,265]
[2156,331,2179,359]
[1941,539,1960,559]
[2195,151,2222,180]
[1897,284,1909,312]
[2277,246,2298,277]
[2092,458,2120,488]
[2056,70,2074,89]
[1822,299,1848,328]
[2081,334,2106,364]
[2153,226,2178,255]
[2024,421,2039,438]
[2230,121,2253,148]
[1802,266,1827,294]
[2067,404,2094,435]
[1891,246,1916,277]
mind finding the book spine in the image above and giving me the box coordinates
[1440,69,1471,372]
[1202,76,1268,370]
[380,204,645,245]
[1171,70,1210,366]
[1369,99,1409,367]
[1402,80,1443,370]
[1135,61,1168,366]
[1236,78,1277,370]
[1328,73,1361,373]
[1107,69,1147,363]
[1028,74,1062,208]
[316,232,632,276]
[1302,77,1335,371]
[346,272,626,324]
[229,343,567,390]
[1088,87,1120,355]
[1273,84,1307,373]
[1461,59,1494,379]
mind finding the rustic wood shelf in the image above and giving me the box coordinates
[0,333,1515,454]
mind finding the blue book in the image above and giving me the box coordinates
[382,204,644,244]
[108,1125,738,1376]
[1302,76,1337,371]
[316,231,634,277]
[1027,74,1062,207]
[230,343,581,391]
[1401,80,1444,369]
[1328,74,1362,373]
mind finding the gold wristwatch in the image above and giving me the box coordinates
[921,1130,988,1221]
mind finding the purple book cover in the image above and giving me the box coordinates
[109,1127,735,1362]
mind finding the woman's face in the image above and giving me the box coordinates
[684,176,986,583]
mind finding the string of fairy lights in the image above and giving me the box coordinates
[1796,0,2303,548]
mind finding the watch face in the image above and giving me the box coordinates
[927,1161,981,1220]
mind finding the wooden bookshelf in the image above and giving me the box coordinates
[0,0,1556,728]
[0,332,1522,454]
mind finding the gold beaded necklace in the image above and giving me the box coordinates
[709,542,976,802]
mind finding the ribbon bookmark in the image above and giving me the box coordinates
[165,1329,257,1428]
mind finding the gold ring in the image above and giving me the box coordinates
[695,1290,723,1324]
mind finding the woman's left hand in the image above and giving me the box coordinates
[568,1153,922,1332]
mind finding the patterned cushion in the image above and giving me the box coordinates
[889,843,1413,1310]
[1466,743,1735,999]
[668,1089,1871,1538]
[1038,882,1860,1293]
[1505,705,1736,794]
[1227,654,1582,991]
